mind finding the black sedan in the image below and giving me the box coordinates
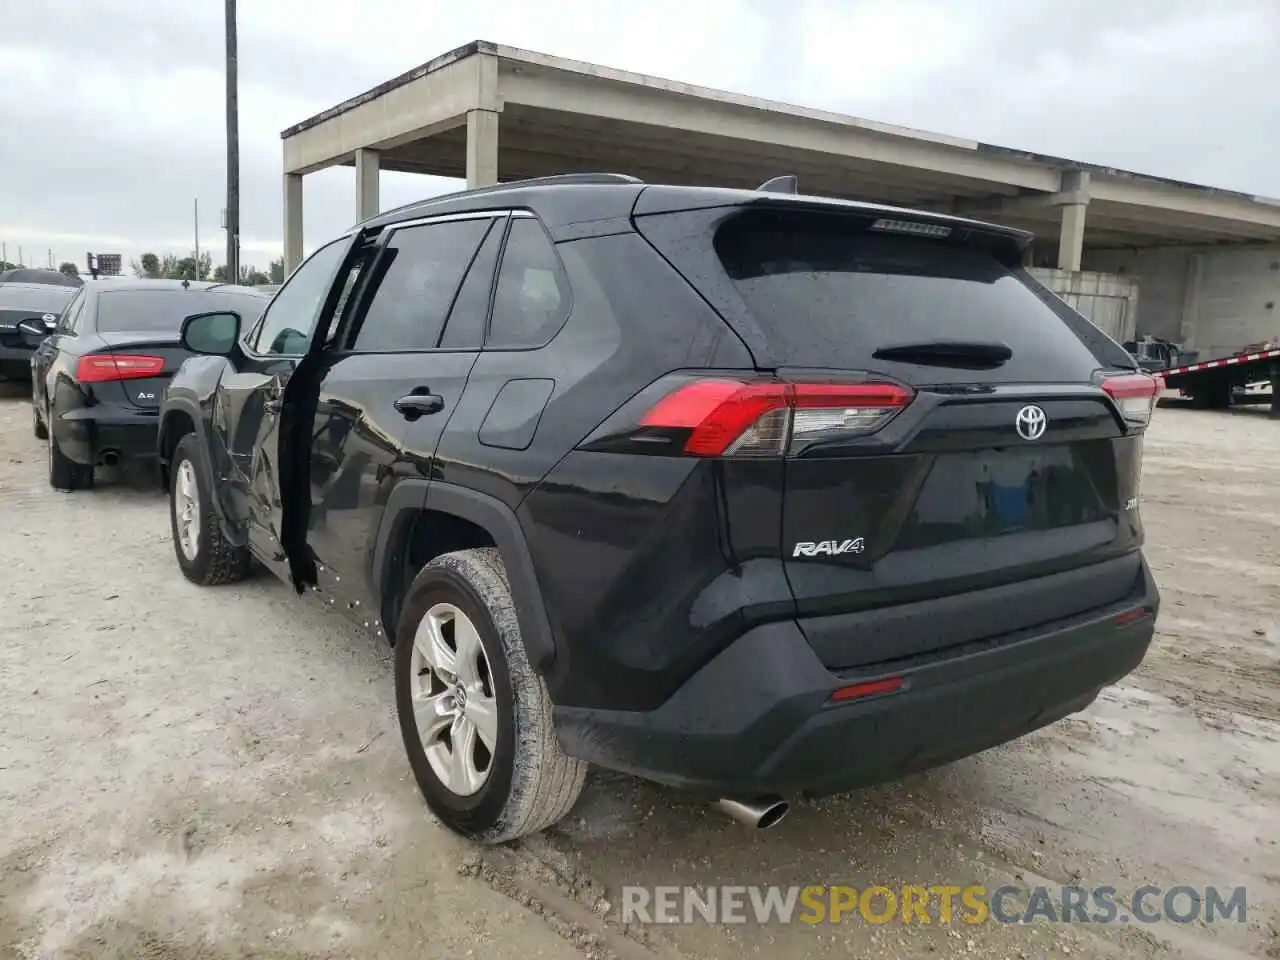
[28,279,270,490]
[0,282,78,380]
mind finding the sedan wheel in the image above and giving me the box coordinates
[410,602,499,797]
[174,458,201,561]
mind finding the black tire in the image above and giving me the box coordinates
[32,400,47,440]
[47,423,92,490]
[395,547,586,843]
[169,433,251,585]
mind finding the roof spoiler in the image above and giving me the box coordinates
[756,175,798,195]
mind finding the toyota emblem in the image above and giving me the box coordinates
[1015,404,1047,441]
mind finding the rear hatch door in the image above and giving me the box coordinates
[635,195,1153,669]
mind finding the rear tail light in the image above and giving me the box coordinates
[638,379,913,457]
[830,676,904,702]
[1102,372,1160,426]
[75,354,165,383]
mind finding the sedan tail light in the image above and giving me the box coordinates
[638,379,914,457]
[75,354,165,383]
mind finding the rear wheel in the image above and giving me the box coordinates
[169,434,251,585]
[395,548,586,843]
[47,420,92,490]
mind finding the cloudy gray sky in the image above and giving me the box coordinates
[2,0,1277,271]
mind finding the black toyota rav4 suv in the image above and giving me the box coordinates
[158,173,1160,842]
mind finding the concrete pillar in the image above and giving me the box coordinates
[1055,169,1090,273]
[355,148,380,221]
[1178,253,1204,350]
[1057,203,1087,272]
[465,109,499,188]
[283,173,304,275]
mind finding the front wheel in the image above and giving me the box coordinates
[169,434,251,585]
[395,548,586,843]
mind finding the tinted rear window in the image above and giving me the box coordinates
[714,212,1104,380]
[97,290,268,333]
[0,284,77,312]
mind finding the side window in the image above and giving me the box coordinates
[59,292,85,334]
[439,218,504,349]
[486,218,570,349]
[252,238,348,356]
[351,219,490,353]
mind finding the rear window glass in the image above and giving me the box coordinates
[0,284,77,312]
[97,290,268,333]
[714,212,1104,380]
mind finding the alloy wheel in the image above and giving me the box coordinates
[174,459,201,561]
[410,602,499,797]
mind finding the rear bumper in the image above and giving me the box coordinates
[553,558,1158,796]
[56,404,160,466]
[0,342,33,378]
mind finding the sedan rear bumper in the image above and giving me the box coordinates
[55,404,160,466]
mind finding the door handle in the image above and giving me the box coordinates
[394,391,445,421]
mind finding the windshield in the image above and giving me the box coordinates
[97,290,268,333]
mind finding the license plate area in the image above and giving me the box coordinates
[898,445,1106,548]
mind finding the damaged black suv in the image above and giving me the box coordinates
[158,173,1160,843]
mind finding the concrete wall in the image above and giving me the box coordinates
[1028,268,1139,343]
[1085,244,1280,360]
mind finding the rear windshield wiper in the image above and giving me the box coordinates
[872,340,1012,369]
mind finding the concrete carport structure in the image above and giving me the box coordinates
[281,41,1280,355]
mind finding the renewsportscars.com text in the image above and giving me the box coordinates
[621,884,1247,926]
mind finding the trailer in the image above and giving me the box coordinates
[1159,340,1280,413]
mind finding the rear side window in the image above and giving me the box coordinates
[352,219,490,352]
[486,218,570,349]
[714,211,1104,381]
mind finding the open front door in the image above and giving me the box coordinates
[216,232,375,579]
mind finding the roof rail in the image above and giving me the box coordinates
[757,175,799,194]
[512,173,643,187]
[363,173,644,226]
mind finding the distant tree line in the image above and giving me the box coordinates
[0,260,81,277]
[129,252,285,286]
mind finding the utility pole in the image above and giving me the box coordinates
[17,246,23,267]
[194,197,200,274]
[225,0,240,285]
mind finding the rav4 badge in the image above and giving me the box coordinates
[792,538,866,558]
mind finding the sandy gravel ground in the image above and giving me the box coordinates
[0,381,1276,960]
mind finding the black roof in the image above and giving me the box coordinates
[0,268,82,287]
[358,173,1032,247]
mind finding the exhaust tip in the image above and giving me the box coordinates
[714,796,790,830]
[99,450,121,467]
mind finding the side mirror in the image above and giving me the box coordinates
[181,311,242,356]
[16,317,53,347]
